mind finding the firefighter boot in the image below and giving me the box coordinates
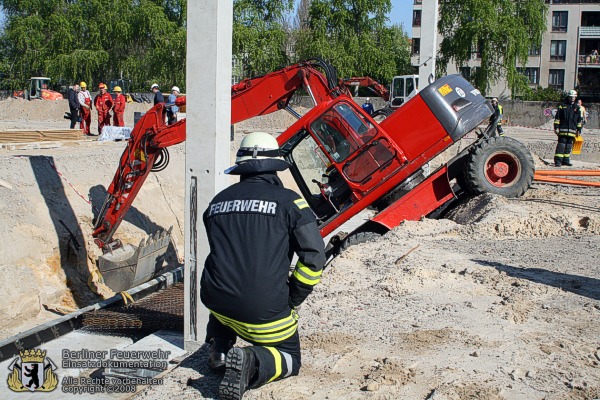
[208,337,233,371]
[219,347,257,400]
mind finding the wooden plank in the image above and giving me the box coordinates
[1,142,64,150]
[0,129,84,143]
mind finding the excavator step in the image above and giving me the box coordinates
[98,227,173,293]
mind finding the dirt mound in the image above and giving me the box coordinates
[445,191,600,238]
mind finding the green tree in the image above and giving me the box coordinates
[294,0,411,84]
[437,0,547,96]
[232,0,294,78]
[0,0,186,91]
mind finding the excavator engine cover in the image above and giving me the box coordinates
[98,227,172,293]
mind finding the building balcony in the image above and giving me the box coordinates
[579,54,600,65]
[546,0,600,4]
[581,26,600,37]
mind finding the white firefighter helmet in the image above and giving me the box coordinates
[172,86,180,93]
[491,97,498,103]
[226,132,289,175]
[568,89,577,97]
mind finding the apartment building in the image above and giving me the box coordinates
[411,0,600,100]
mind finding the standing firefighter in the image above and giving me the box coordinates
[78,82,92,135]
[554,90,582,167]
[200,132,326,400]
[94,83,113,135]
[490,98,504,136]
[112,86,126,127]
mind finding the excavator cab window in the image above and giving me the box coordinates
[283,130,353,223]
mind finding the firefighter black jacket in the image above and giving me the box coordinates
[554,99,582,135]
[200,172,326,324]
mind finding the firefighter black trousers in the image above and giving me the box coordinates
[206,314,302,388]
[554,135,575,165]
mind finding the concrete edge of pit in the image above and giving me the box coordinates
[0,265,184,363]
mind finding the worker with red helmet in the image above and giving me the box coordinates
[78,81,92,135]
[112,86,126,127]
[94,83,113,135]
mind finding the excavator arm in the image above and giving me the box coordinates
[92,98,188,249]
[340,77,390,102]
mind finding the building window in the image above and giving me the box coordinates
[529,45,541,56]
[518,67,539,84]
[412,38,421,55]
[548,69,565,91]
[459,67,471,81]
[552,11,568,32]
[473,40,483,60]
[412,10,421,27]
[550,40,567,61]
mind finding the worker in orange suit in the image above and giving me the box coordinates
[78,81,92,135]
[94,83,113,135]
[112,86,126,127]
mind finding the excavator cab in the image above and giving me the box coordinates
[282,99,402,224]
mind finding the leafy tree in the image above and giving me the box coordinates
[0,0,186,91]
[232,0,294,78]
[519,85,563,102]
[294,0,412,84]
[437,0,547,96]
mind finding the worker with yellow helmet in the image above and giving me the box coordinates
[112,85,126,127]
[77,81,92,135]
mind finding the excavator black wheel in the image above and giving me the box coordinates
[463,136,534,198]
[371,107,394,123]
[340,231,383,251]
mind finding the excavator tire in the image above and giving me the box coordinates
[340,231,382,251]
[371,107,394,123]
[463,136,534,198]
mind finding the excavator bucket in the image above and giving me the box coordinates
[97,227,173,293]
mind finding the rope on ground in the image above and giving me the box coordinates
[44,156,98,212]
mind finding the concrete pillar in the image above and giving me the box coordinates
[184,0,232,351]
[418,0,439,89]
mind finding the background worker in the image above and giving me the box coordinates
[167,86,180,125]
[67,83,80,129]
[112,86,126,127]
[93,83,113,135]
[490,98,504,136]
[78,81,92,135]
[200,132,326,400]
[151,83,164,105]
[361,97,374,116]
[554,90,582,167]
[577,99,588,128]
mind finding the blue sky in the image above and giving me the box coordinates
[388,0,414,36]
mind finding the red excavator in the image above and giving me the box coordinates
[89,58,534,295]
[13,77,64,101]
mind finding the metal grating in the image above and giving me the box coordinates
[82,283,184,333]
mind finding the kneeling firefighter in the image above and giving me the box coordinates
[200,132,326,400]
